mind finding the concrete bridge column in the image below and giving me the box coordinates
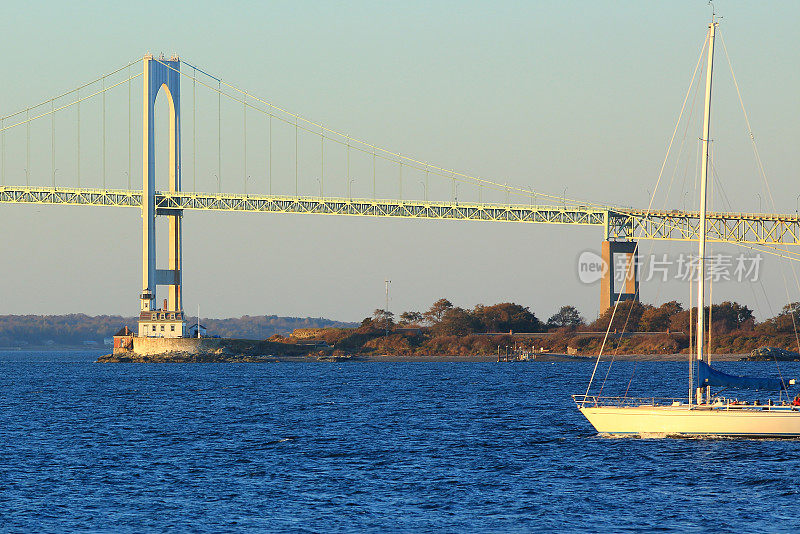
[600,240,639,314]
[141,54,183,320]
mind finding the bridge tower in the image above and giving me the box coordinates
[599,240,639,315]
[138,54,186,338]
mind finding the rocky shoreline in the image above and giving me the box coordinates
[96,349,751,363]
[98,329,796,364]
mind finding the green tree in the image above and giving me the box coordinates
[473,302,542,333]
[709,301,753,333]
[546,305,584,329]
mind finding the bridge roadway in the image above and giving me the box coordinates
[2,185,800,246]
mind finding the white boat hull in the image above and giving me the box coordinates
[580,405,800,438]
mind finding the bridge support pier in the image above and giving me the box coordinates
[139,54,186,338]
[600,240,639,315]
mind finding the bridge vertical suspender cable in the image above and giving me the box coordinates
[22,55,608,209]
[128,65,132,190]
[399,161,403,200]
[25,108,29,185]
[320,125,324,197]
[0,58,141,192]
[243,98,247,193]
[102,75,106,188]
[268,113,272,194]
[192,66,196,193]
[295,117,298,195]
[77,88,80,187]
[51,100,55,187]
[218,80,221,192]
[346,136,350,197]
[170,57,610,207]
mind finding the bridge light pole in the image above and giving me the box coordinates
[795,193,800,214]
[348,178,355,201]
[245,175,252,196]
[213,173,220,194]
[123,171,129,190]
[418,180,427,201]
[315,177,322,198]
[756,193,761,213]
[52,168,58,188]
[454,183,460,205]
[23,168,28,187]
[563,186,568,208]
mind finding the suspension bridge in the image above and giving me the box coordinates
[2,55,798,337]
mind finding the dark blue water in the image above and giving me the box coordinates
[2,351,799,532]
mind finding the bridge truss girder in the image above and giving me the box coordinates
[155,191,608,226]
[3,186,800,246]
[609,209,800,245]
[0,187,142,207]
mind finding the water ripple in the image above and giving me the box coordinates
[1,354,800,532]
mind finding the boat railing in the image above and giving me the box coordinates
[573,394,800,411]
[572,394,686,408]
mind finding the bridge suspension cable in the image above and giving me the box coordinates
[0,58,141,123]
[0,72,142,133]
[167,57,611,208]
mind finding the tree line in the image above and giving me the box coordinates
[335,298,800,357]
[0,314,355,348]
[367,298,580,335]
[370,298,800,336]
[4,298,800,354]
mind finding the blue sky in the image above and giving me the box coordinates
[1,1,799,322]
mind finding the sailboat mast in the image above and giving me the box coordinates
[696,20,716,405]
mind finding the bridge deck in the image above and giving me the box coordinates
[2,186,799,245]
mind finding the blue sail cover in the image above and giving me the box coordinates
[698,360,783,390]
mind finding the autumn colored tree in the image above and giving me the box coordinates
[639,301,683,331]
[371,309,395,331]
[431,307,479,336]
[760,302,800,334]
[589,300,647,332]
[399,311,423,325]
[668,309,691,333]
[423,298,453,325]
[667,301,754,335]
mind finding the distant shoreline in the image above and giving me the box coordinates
[0,346,107,352]
[96,351,751,363]
[345,353,748,363]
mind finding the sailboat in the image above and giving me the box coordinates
[573,19,800,438]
